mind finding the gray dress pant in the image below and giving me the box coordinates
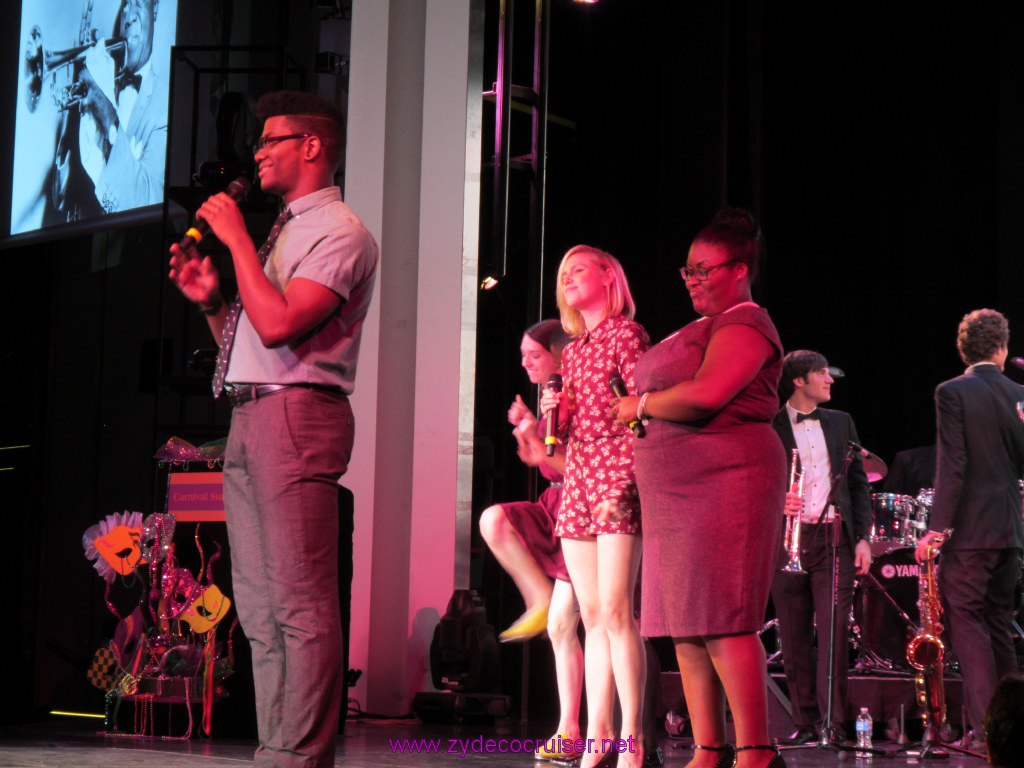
[224,387,354,768]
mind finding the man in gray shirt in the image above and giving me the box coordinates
[169,90,378,768]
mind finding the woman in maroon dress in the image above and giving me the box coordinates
[614,210,787,768]
[542,245,650,768]
[479,319,584,761]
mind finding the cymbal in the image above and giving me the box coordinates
[861,450,888,483]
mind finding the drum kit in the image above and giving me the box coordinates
[853,450,939,671]
[854,488,937,671]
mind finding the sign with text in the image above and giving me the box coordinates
[167,472,225,522]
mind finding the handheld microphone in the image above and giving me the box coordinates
[1010,357,1024,370]
[608,372,645,438]
[178,176,253,250]
[544,373,563,457]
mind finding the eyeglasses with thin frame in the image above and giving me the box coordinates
[679,258,740,282]
[252,133,313,156]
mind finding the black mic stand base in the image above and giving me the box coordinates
[778,728,884,758]
[891,725,987,760]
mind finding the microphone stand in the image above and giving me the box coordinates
[780,442,885,758]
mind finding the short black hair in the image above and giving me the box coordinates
[984,674,1024,767]
[255,90,346,173]
[956,308,1009,365]
[779,349,829,402]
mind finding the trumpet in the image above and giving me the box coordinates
[23,24,127,113]
[781,448,807,574]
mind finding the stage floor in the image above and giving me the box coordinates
[0,719,989,768]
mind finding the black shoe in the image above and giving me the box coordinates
[693,744,735,768]
[736,745,786,768]
[778,728,817,745]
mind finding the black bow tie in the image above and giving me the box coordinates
[115,72,143,100]
[796,409,821,423]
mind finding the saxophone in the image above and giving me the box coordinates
[906,532,950,732]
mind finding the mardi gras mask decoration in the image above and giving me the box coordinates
[82,511,146,582]
[182,585,231,634]
[162,566,203,620]
[139,512,176,564]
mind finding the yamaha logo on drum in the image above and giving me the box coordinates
[880,562,920,579]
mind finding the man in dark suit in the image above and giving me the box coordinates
[915,309,1024,748]
[771,350,873,744]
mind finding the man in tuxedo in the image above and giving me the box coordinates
[770,350,873,744]
[55,0,167,217]
[916,309,1024,748]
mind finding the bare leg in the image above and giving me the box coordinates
[675,638,727,768]
[548,577,583,740]
[706,633,773,768]
[563,537,616,768]
[479,505,554,610]
[597,533,645,768]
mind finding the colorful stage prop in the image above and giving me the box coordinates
[83,447,236,740]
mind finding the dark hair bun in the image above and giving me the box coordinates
[710,207,760,242]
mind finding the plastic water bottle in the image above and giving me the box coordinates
[855,707,873,757]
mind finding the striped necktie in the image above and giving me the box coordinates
[211,208,293,398]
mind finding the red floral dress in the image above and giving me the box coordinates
[555,315,650,537]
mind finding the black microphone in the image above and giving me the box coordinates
[178,176,253,250]
[608,372,645,438]
[847,440,880,460]
[1010,357,1024,371]
[545,373,563,457]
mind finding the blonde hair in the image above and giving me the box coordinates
[554,245,636,337]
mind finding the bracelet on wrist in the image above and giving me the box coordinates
[637,392,651,425]
[199,296,224,315]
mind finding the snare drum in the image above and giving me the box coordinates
[870,493,916,545]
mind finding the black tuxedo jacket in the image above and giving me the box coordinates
[931,365,1024,551]
[772,407,873,556]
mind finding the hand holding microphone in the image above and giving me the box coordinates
[179,176,252,250]
[609,372,645,438]
[169,176,251,313]
[542,373,563,457]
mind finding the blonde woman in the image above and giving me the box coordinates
[541,245,649,768]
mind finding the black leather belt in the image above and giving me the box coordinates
[225,383,345,407]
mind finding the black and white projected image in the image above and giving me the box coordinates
[12,0,177,236]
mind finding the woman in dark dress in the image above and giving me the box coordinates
[613,210,787,768]
[478,319,584,761]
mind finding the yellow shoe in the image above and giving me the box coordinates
[535,732,583,763]
[498,603,549,643]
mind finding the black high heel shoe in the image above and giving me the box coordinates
[734,744,785,768]
[693,743,736,768]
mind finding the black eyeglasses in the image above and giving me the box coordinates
[252,133,312,156]
[679,258,740,282]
